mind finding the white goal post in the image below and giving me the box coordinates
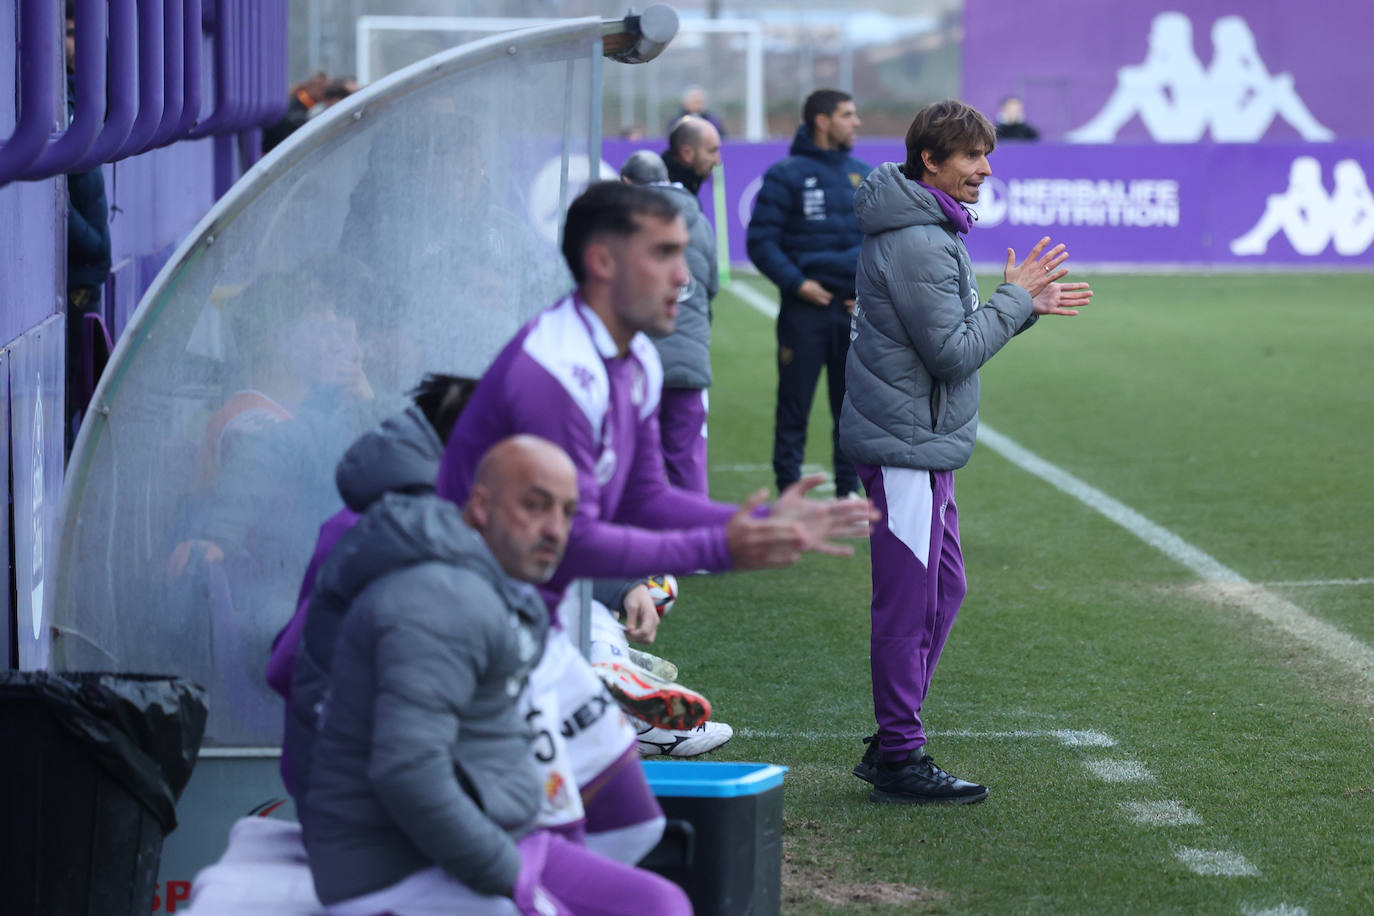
[356,14,766,140]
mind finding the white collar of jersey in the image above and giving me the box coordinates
[573,295,622,359]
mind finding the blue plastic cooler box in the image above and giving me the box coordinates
[642,761,788,916]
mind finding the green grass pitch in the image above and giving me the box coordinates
[648,271,1374,915]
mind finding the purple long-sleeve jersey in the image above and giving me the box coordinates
[437,295,738,602]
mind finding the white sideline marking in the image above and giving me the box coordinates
[1175,847,1260,877]
[1264,577,1374,588]
[1121,800,1203,826]
[977,425,1374,691]
[735,728,1114,747]
[1241,905,1309,916]
[1084,759,1154,783]
[728,281,780,318]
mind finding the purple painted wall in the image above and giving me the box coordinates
[2,0,277,670]
[962,0,1373,143]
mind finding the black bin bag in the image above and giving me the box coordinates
[0,672,208,915]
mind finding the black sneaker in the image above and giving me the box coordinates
[852,733,882,784]
[869,753,990,805]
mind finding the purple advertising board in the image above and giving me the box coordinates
[962,0,1373,143]
[602,139,1374,268]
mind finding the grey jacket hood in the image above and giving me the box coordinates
[321,491,516,610]
[334,404,443,512]
[854,162,946,236]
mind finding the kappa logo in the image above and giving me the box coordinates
[1068,12,1333,143]
[570,364,596,393]
[1231,157,1374,257]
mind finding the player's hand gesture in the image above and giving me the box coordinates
[771,475,880,555]
[1005,236,1092,316]
[725,489,805,569]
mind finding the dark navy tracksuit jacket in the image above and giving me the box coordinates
[746,124,870,496]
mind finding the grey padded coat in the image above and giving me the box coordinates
[300,491,548,904]
[650,180,718,390]
[840,162,1036,471]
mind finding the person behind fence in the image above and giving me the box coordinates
[437,181,879,754]
[300,434,692,915]
[63,0,112,448]
[263,71,329,153]
[994,95,1040,141]
[841,100,1092,805]
[666,85,724,139]
[747,89,870,500]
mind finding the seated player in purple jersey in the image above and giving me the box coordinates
[437,181,878,594]
[435,182,879,760]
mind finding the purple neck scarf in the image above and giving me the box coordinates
[915,180,972,235]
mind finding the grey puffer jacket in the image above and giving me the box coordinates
[300,491,548,904]
[649,180,717,390]
[286,405,444,802]
[840,162,1036,470]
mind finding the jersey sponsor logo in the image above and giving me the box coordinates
[968,175,1180,230]
[560,690,613,738]
[1231,157,1374,256]
[803,187,827,221]
[1067,12,1332,143]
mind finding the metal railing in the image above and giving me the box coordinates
[0,0,288,187]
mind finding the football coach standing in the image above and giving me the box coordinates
[748,89,870,500]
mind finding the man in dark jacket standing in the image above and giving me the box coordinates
[748,89,869,499]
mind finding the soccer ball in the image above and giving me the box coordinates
[645,574,678,617]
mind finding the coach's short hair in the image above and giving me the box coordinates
[902,100,996,180]
[802,89,852,133]
[561,181,681,284]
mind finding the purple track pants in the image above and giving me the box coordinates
[856,463,967,762]
[658,388,709,495]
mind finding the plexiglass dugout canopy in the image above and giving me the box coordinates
[48,9,678,747]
